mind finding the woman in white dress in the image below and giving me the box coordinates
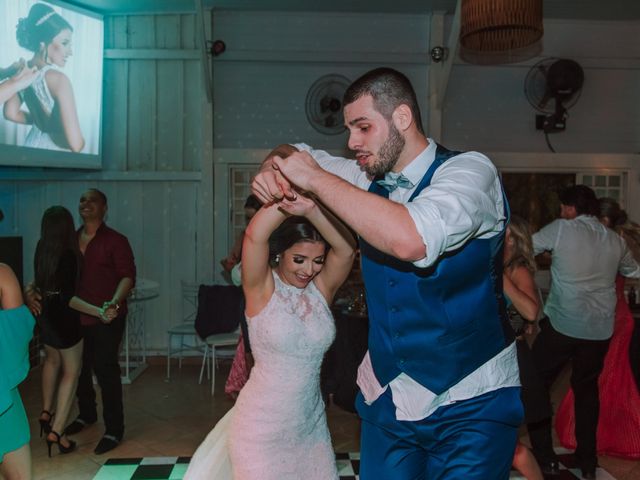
[185,192,355,480]
[3,3,84,152]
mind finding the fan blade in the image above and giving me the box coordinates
[319,96,342,113]
[320,96,331,112]
[324,116,337,127]
[538,90,552,110]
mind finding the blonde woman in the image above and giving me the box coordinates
[503,215,544,480]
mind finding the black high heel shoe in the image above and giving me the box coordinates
[39,410,54,437]
[46,430,77,458]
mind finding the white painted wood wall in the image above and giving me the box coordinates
[0,13,214,354]
[2,9,639,355]
[210,10,640,271]
[210,13,640,154]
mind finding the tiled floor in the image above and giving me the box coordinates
[14,360,640,480]
[90,450,616,480]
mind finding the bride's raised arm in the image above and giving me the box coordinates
[241,202,288,316]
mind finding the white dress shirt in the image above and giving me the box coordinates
[533,215,640,340]
[294,141,520,421]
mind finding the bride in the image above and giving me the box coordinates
[185,191,355,479]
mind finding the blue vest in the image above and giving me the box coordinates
[360,144,513,395]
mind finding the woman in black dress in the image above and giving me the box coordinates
[32,206,115,456]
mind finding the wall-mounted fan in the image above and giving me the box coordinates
[524,58,584,133]
[305,74,350,135]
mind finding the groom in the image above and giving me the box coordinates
[252,67,522,478]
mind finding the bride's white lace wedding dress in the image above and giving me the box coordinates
[184,271,338,480]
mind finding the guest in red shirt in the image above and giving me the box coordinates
[63,189,136,455]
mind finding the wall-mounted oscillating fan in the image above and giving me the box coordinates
[305,74,351,135]
[524,58,584,133]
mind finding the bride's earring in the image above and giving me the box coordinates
[40,43,50,65]
[275,254,280,264]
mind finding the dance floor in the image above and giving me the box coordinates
[92,450,616,479]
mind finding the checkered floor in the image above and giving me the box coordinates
[93,450,616,479]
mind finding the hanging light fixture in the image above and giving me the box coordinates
[460,0,543,64]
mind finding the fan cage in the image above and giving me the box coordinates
[524,58,583,114]
[305,74,351,136]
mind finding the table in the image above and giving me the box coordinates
[120,278,159,384]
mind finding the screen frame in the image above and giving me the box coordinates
[0,0,104,170]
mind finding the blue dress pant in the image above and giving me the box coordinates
[356,386,523,479]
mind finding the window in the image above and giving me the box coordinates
[228,166,258,248]
[578,172,626,207]
[501,171,628,232]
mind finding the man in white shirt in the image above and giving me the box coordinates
[252,67,521,479]
[527,185,640,479]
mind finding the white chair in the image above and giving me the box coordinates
[193,284,245,395]
[198,329,241,395]
[166,280,203,379]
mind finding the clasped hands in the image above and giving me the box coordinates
[5,58,37,89]
[24,283,120,323]
[252,151,322,205]
[99,301,119,324]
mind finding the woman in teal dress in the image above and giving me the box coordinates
[0,262,35,479]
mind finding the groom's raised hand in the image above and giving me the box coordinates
[271,151,322,194]
[251,144,298,203]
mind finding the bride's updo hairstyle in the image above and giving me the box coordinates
[16,3,73,53]
[268,217,328,265]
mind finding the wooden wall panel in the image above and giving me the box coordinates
[141,183,174,333]
[0,183,18,236]
[127,61,158,171]
[183,60,204,171]
[102,60,129,171]
[180,14,197,49]
[104,16,128,49]
[16,187,36,280]
[211,12,640,155]
[157,61,185,171]
[1,11,212,354]
[127,16,156,49]
[0,179,207,351]
[155,15,181,49]
[7,9,638,356]
[211,62,426,150]
[212,11,428,56]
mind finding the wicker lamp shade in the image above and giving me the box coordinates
[460,0,543,52]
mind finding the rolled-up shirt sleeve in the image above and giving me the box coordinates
[294,143,505,269]
[619,243,640,278]
[406,153,506,268]
[532,220,561,256]
[293,143,371,189]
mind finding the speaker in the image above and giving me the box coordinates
[0,236,24,287]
